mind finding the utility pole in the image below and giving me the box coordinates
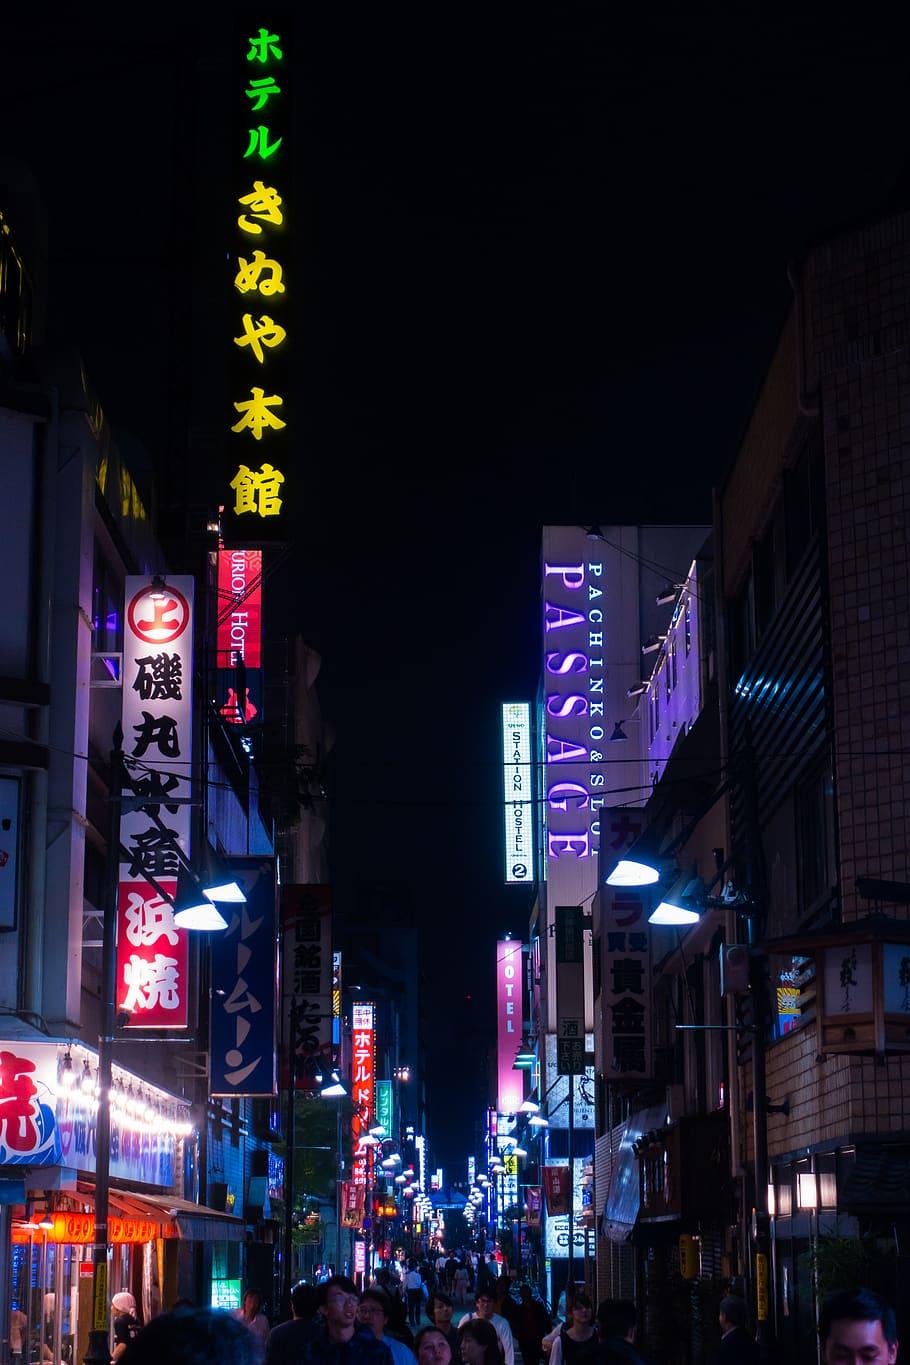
[567,1074,575,1305]
[283,998,299,1316]
[84,737,123,1365]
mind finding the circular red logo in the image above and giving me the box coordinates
[128,584,191,645]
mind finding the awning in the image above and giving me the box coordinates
[600,1103,667,1243]
[13,1188,178,1245]
[136,1192,246,1243]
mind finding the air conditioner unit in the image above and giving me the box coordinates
[721,943,750,996]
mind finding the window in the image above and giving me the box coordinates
[92,545,123,654]
[730,571,755,681]
[796,760,837,915]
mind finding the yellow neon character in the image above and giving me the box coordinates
[237,181,283,235]
[231,387,286,440]
[234,251,285,297]
[233,313,287,364]
[230,463,285,517]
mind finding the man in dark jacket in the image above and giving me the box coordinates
[596,1300,650,1365]
[298,1277,395,1365]
[267,1282,321,1365]
[714,1297,759,1365]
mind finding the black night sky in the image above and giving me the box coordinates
[3,5,908,1171]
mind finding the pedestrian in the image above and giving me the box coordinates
[549,1293,596,1365]
[459,1290,515,1365]
[298,1276,395,1365]
[111,1291,140,1362]
[359,1289,417,1365]
[819,1287,898,1365]
[713,1296,758,1364]
[428,1292,462,1359]
[460,1320,502,1365]
[446,1257,459,1294]
[416,1327,453,1365]
[120,1308,259,1365]
[454,1264,470,1308]
[267,1283,320,1365]
[595,1300,650,1365]
[405,1260,425,1331]
[513,1284,551,1365]
[234,1287,271,1351]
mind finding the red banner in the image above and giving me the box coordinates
[542,1165,571,1216]
[341,1181,365,1229]
[525,1185,542,1228]
[216,549,262,668]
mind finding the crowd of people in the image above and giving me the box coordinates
[103,1268,902,1365]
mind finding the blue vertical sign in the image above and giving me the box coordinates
[210,856,278,1097]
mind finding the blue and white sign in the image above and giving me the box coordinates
[502,702,534,884]
[0,1043,60,1166]
[210,857,278,1097]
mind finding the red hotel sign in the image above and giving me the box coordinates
[351,1002,375,1187]
[216,549,262,669]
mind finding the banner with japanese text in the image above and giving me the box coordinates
[542,1165,571,1216]
[350,1002,375,1187]
[525,1185,542,1228]
[210,857,278,1097]
[116,576,194,1029]
[341,1181,365,1229]
[280,885,333,1087]
[599,814,653,1082]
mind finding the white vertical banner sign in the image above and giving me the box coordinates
[502,702,533,884]
[116,577,194,1029]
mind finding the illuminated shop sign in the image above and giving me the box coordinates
[116,577,194,1029]
[351,1003,375,1187]
[216,548,263,726]
[496,940,524,1115]
[501,703,533,884]
[225,22,291,543]
[210,857,278,1097]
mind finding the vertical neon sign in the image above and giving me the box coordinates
[496,940,524,1115]
[351,1002,375,1186]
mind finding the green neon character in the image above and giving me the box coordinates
[246,75,281,111]
[244,126,283,161]
[246,28,282,63]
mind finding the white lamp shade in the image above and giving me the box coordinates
[174,902,229,931]
[607,859,660,887]
[648,901,700,927]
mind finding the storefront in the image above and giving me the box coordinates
[0,1038,243,1362]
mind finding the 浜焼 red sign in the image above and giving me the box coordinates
[116,577,194,1029]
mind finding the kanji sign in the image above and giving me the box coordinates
[280,885,333,1087]
[224,19,291,545]
[117,577,194,1030]
[599,811,653,1081]
[210,857,277,1097]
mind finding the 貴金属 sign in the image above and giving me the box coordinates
[280,885,333,1087]
[117,577,194,1029]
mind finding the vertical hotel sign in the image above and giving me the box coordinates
[216,548,263,725]
[225,20,291,543]
[351,1002,375,1187]
[117,578,194,1028]
[501,703,533,884]
[496,940,523,1115]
